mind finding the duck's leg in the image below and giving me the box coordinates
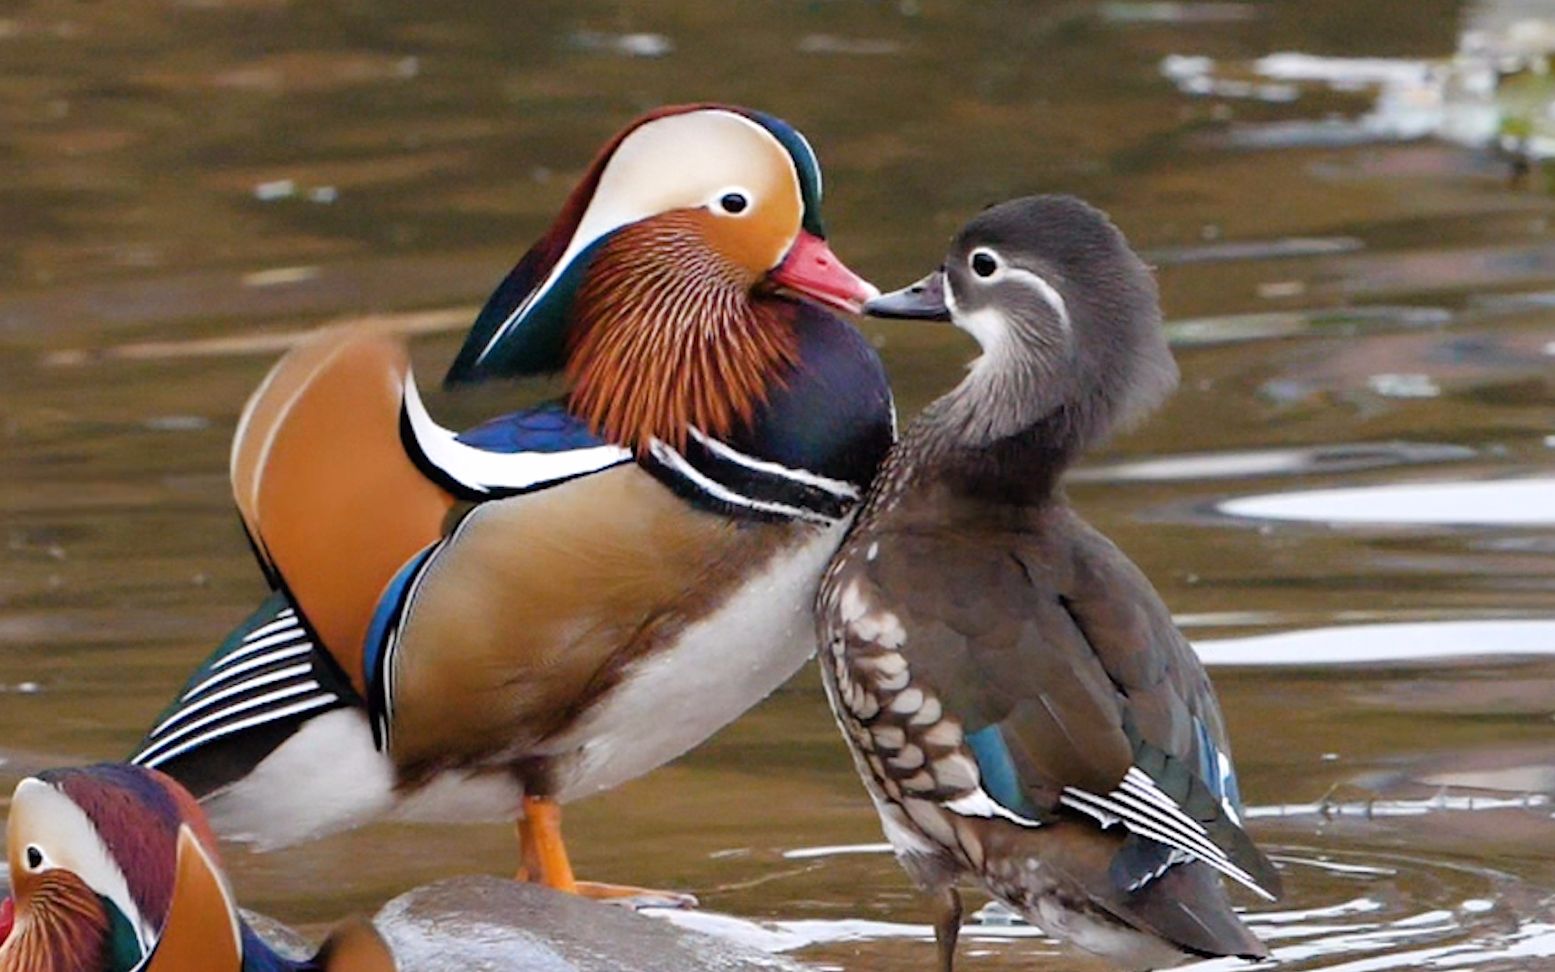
[514,812,545,884]
[520,795,578,892]
[932,886,962,972]
[520,796,697,908]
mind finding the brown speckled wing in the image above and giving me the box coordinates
[824,524,1133,815]
[1053,512,1282,898]
[1059,513,1228,765]
[824,510,1279,899]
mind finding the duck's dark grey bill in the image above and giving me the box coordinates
[864,271,950,321]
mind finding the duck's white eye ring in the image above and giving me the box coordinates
[970,248,1000,278]
[24,844,45,870]
[712,188,752,216]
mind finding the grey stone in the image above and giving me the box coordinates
[374,877,808,972]
[241,908,315,961]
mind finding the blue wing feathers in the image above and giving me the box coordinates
[455,401,608,453]
[363,543,439,749]
[1193,716,1243,817]
[966,725,1040,818]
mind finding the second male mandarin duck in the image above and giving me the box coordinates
[127,104,895,898]
[0,764,393,972]
[818,196,1280,970]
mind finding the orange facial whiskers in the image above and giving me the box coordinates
[565,211,797,452]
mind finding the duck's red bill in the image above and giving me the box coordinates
[769,231,879,314]
[0,896,15,944]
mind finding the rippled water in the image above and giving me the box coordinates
[1,0,1553,968]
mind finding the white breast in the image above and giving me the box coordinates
[547,518,849,803]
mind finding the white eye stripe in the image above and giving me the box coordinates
[475,110,800,366]
[1005,266,1071,330]
[954,252,1071,333]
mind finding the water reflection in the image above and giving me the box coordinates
[1196,619,1555,666]
[1072,442,1474,483]
[1217,478,1555,527]
[2,0,1554,968]
[654,848,1555,971]
[1162,0,1555,160]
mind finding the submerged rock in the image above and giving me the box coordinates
[373,877,807,972]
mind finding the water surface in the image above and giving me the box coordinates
[1,1,1553,968]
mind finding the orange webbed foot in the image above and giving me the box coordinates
[515,797,697,909]
[575,881,698,910]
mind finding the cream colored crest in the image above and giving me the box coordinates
[476,109,804,365]
[7,779,153,952]
[569,109,802,268]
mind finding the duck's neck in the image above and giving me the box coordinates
[563,214,797,453]
[911,405,1083,508]
[889,345,1097,509]
[861,345,1104,527]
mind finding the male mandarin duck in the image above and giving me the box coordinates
[0,763,393,972]
[126,104,895,898]
[817,196,1281,971]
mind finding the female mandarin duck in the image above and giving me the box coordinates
[818,196,1281,970]
[0,764,393,972]
[126,104,894,899]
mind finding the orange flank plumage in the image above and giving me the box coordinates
[230,327,456,691]
[144,828,242,972]
[567,212,798,452]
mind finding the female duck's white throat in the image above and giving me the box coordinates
[939,272,1078,449]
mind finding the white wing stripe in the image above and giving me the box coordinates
[1119,768,1213,838]
[403,371,629,495]
[134,682,330,768]
[1059,789,1274,901]
[687,426,860,499]
[1062,789,1224,868]
[647,439,836,525]
[135,695,338,771]
[944,789,1044,827]
[1074,786,1227,865]
[222,612,299,650]
[207,625,306,673]
[1062,790,1237,876]
[181,644,313,702]
[149,663,313,738]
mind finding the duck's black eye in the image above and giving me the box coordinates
[718,192,749,215]
[25,845,43,869]
[971,250,998,278]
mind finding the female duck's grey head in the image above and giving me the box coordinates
[869,195,1177,452]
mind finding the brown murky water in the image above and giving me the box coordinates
[2,1,1553,968]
